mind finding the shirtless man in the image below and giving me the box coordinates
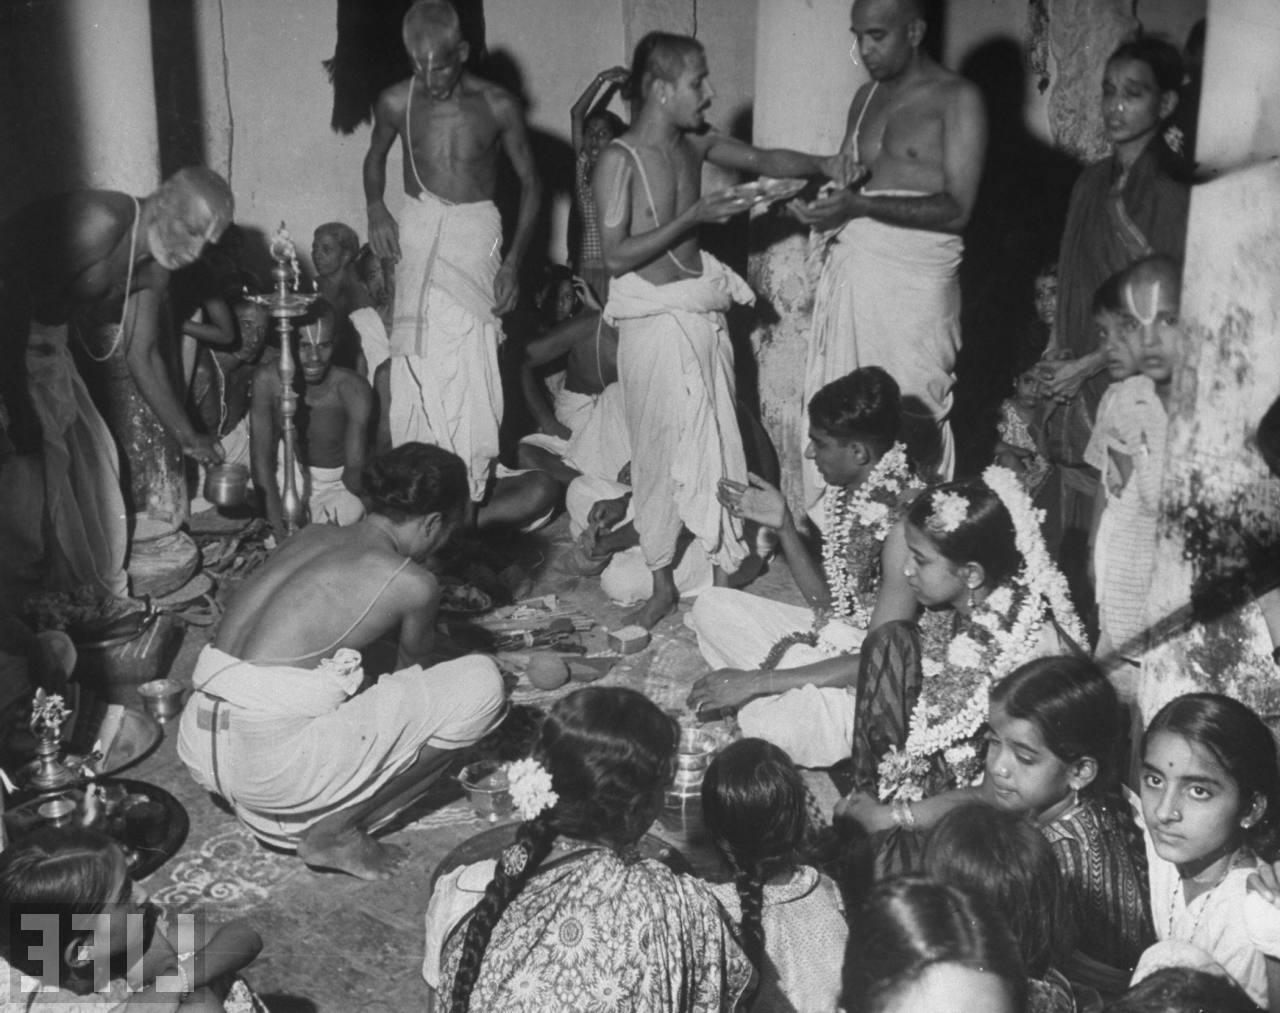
[178,442,505,879]
[0,167,234,465]
[251,300,372,540]
[517,275,623,487]
[594,31,849,628]
[794,0,986,492]
[363,0,540,521]
[0,168,233,600]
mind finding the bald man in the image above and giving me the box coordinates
[794,0,986,494]
[363,0,539,518]
[0,167,233,601]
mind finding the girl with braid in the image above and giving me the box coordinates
[701,738,848,1013]
[425,687,751,1012]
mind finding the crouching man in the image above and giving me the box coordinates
[178,443,505,880]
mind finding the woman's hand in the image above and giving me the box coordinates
[1037,357,1089,402]
[834,790,897,834]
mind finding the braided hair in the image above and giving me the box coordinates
[701,739,809,977]
[447,687,679,1013]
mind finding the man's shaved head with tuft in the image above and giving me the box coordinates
[402,0,461,51]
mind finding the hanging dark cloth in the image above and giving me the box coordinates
[325,0,488,134]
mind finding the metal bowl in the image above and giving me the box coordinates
[203,462,250,507]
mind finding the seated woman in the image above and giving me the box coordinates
[837,466,1085,872]
[0,828,264,1011]
[423,686,752,1012]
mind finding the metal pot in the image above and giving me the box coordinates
[203,462,250,507]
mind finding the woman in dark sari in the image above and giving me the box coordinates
[1038,37,1190,588]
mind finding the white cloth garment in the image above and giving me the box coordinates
[565,474,713,604]
[388,190,504,502]
[804,207,962,504]
[177,644,504,847]
[519,372,631,485]
[605,252,752,573]
[350,306,391,380]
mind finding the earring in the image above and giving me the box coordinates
[967,585,976,610]
[74,945,93,965]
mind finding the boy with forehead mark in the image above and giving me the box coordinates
[794,0,987,494]
[363,0,539,522]
[250,300,372,540]
[594,31,851,629]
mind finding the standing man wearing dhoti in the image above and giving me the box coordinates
[794,0,986,501]
[363,1,539,524]
[595,31,850,629]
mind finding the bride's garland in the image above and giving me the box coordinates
[760,443,916,670]
[877,465,1085,801]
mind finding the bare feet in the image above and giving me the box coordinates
[297,829,407,881]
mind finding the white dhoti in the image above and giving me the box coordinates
[519,374,630,484]
[351,306,390,380]
[565,475,713,603]
[6,325,129,597]
[307,465,365,526]
[804,212,962,505]
[177,644,505,847]
[388,191,504,502]
[605,253,752,574]
[686,587,864,768]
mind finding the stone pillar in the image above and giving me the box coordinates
[1043,0,1137,162]
[1136,0,1280,721]
[63,0,162,193]
[749,0,864,509]
[63,0,194,591]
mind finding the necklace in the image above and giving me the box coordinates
[1169,851,1245,941]
[760,443,915,670]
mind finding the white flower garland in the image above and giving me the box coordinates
[506,758,559,821]
[822,442,912,623]
[876,465,1085,801]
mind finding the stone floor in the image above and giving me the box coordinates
[119,513,823,1012]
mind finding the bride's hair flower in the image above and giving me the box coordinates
[506,758,559,821]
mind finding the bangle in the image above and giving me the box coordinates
[890,799,917,831]
[174,956,193,999]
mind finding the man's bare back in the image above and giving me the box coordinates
[216,522,435,667]
[599,134,709,287]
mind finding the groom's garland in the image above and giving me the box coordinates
[760,444,917,670]
[877,465,1085,801]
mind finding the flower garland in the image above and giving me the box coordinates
[876,466,1085,801]
[760,444,916,670]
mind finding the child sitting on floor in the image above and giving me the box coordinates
[925,803,1077,1013]
[422,686,751,1012]
[995,344,1052,500]
[701,738,847,1013]
[0,828,264,1011]
[1086,257,1180,658]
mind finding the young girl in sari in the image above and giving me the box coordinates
[1136,693,1280,1010]
[701,738,847,1012]
[0,828,264,1012]
[426,686,751,1013]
